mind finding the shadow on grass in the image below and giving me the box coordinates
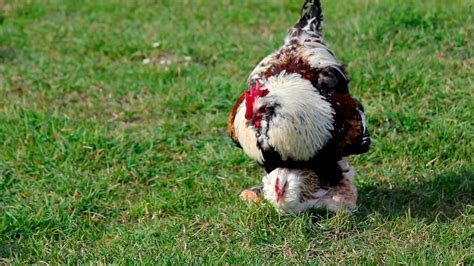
[356,169,473,222]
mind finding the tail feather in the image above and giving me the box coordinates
[295,0,323,33]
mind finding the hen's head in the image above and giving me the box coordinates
[263,168,302,204]
[268,169,289,203]
[244,81,269,127]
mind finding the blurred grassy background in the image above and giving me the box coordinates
[0,0,472,263]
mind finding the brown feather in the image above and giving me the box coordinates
[327,93,363,152]
[298,169,322,202]
[227,92,245,143]
[260,44,320,84]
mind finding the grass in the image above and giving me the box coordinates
[0,0,472,263]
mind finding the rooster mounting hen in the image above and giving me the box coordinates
[227,0,370,212]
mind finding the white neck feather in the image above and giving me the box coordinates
[257,73,334,161]
[233,73,334,163]
[233,103,264,164]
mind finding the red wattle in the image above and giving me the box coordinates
[244,91,254,120]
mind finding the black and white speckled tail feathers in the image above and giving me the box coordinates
[295,0,323,33]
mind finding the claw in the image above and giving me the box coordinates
[239,190,261,202]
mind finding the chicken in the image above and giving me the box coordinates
[227,0,370,196]
[262,159,357,214]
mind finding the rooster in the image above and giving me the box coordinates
[262,160,357,214]
[228,0,370,199]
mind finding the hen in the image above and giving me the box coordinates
[262,160,357,214]
[228,0,370,198]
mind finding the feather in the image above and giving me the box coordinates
[296,0,323,33]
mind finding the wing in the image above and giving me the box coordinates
[299,169,323,202]
[326,93,371,156]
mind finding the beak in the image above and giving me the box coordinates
[276,188,285,203]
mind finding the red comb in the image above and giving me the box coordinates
[275,176,281,202]
[244,81,269,120]
[275,176,280,194]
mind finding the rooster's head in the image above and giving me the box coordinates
[244,81,269,127]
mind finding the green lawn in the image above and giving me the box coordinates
[0,0,472,263]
